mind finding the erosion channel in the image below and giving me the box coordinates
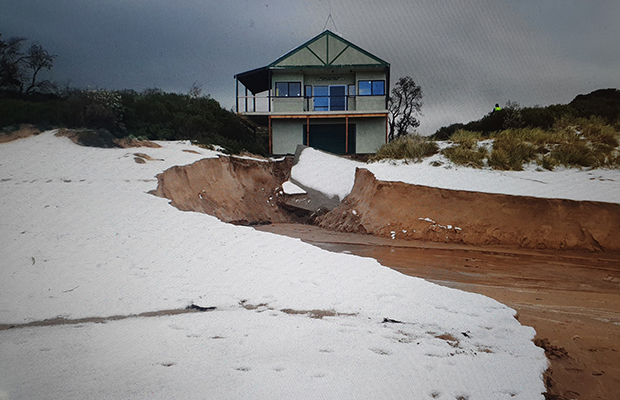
[151,155,620,400]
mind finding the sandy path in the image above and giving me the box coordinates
[256,223,620,400]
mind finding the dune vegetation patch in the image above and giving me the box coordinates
[0,124,40,144]
[55,128,162,149]
[371,133,438,162]
[375,116,620,171]
[439,130,488,168]
[439,118,620,171]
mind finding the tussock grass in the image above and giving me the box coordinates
[376,117,619,170]
[372,134,439,162]
[440,130,487,168]
[438,118,620,170]
[487,136,537,171]
[549,142,600,168]
[450,130,482,149]
[576,117,619,147]
[493,127,576,146]
[441,145,487,168]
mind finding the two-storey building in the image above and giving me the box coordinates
[235,30,390,155]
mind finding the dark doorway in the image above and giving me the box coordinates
[303,123,356,154]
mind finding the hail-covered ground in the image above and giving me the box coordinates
[0,132,558,399]
[290,146,620,204]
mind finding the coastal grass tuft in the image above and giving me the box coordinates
[372,134,439,162]
[487,135,537,171]
[440,130,487,168]
[439,118,620,170]
[373,117,619,170]
[450,129,483,149]
[441,145,487,168]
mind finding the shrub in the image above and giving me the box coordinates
[450,130,482,149]
[549,142,600,168]
[431,123,463,140]
[520,107,555,130]
[539,154,558,171]
[1,86,267,155]
[0,97,62,128]
[57,128,118,148]
[372,134,438,162]
[441,145,487,168]
[487,136,536,171]
[432,89,620,139]
[575,117,619,147]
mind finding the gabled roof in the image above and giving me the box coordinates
[269,30,389,69]
[235,30,389,94]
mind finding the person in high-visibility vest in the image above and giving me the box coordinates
[494,103,502,112]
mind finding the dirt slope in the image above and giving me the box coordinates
[317,168,620,252]
[150,155,297,225]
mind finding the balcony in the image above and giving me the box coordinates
[236,92,387,117]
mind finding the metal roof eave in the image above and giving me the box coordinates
[234,66,270,95]
[269,63,390,70]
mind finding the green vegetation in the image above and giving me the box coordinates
[0,88,267,155]
[372,134,438,162]
[440,130,488,168]
[439,118,620,170]
[370,104,619,171]
[486,134,536,171]
[432,89,620,141]
[432,89,620,170]
[1,33,265,154]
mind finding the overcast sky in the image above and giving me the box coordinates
[2,0,619,134]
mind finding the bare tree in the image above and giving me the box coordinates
[0,34,56,94]
[388,76,423,141]
[24,42,56,94]
[0,35,27,91]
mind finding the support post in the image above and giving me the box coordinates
[345,116,349,154]
[245,87,248,113]
[235,79,239,113]
[306,116,310,147]
[269,116,273,154]
[268,71,272,113]
[385,114,389,143]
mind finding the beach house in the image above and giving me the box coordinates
[235,30,390,155]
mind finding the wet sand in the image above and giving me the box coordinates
[256,223,620,400]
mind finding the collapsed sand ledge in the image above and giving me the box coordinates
[152,156,620,252]
[150,155,297,225]
[319,168,620,252]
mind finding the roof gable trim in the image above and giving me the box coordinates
[269,30,389,68]
[306,46,326,65]
[328,44,350,65]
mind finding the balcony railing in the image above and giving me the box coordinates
[236,93,388,114]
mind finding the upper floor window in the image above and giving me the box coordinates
[275,82,302,97]
[358,80,385,96]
